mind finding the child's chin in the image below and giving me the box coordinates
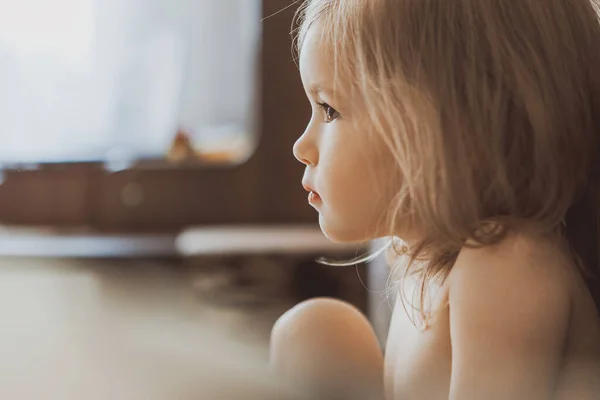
[318,216,369,244]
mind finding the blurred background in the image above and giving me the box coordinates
[0,0,391,397]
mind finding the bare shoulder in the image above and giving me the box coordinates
[448,233,575,336]
[445,233,574,399]
[449,233,574,309]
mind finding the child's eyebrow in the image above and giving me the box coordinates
[308,84,334,97]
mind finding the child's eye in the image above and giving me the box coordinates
[317,102,340,123]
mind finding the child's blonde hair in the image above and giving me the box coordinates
[294,0,600,323]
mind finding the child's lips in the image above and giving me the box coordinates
[302,182,321,204]
[308,191,321,204]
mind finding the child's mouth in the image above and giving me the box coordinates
[308,191,321,204]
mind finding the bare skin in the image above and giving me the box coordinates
[270,298,385,399]
[386,234,600,400]
[271,234,600,399]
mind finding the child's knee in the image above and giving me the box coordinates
[270,297,382,368]
[270,297,384,399]
[271,298,367,345]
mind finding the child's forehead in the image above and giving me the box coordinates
[299,27,334,81]
[299,21,363,101]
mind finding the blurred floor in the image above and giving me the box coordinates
[0,258,289,399]
[0,252,368,399]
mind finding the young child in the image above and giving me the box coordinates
[271,0,600,399]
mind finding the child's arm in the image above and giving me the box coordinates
[270,298,385,400]
[447,246,571,400]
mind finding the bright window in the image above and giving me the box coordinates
[0,0,261,166]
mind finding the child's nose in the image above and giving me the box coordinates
[293,131,318,166]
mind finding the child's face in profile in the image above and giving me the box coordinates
[294,25,397,243]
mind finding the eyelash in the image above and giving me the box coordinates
[316,102,340,123]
